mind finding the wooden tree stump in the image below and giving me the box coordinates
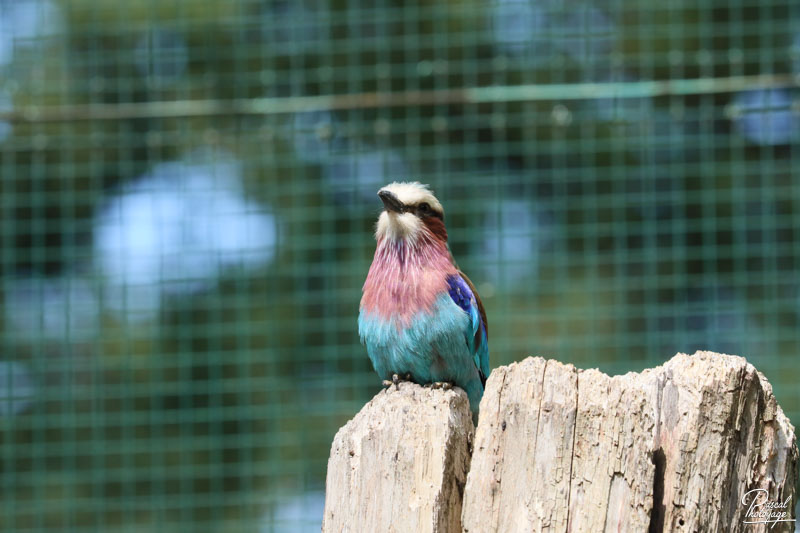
[462,351,798,533]
[324,352,797,533]
[322,383,474,533]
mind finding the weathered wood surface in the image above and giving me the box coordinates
[462,351,798,533]
[322,383,474,533]
[324,352,798,533]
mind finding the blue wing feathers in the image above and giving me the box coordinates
[446,273,490,386]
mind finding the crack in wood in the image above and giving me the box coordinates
[649,448,667,533]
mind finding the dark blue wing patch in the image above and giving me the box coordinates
[447,274,473,313]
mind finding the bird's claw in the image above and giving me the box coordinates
[382,373,414,391]
[428,381,454,390]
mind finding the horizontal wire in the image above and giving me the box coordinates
[0,73,795,123]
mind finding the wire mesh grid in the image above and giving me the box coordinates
[0,0,798,531]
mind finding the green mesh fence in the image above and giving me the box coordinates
[0,0,798,531]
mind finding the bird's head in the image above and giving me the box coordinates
[375,182,446,243]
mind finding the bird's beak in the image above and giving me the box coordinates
[378,190,404,213]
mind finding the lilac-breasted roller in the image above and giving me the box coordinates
[358,182,489,413]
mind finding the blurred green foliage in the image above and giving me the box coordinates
[0,0,798,531]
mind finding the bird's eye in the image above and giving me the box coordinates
[419,202,430,212]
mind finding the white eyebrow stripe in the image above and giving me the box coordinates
[378,181,444,215]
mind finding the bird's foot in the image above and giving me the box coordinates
[428,381,454,390]
[382,373,413,391]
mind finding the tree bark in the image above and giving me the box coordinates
[322,383,474,533]
[324,352,798,533]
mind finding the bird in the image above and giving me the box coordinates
[358,182,489,414]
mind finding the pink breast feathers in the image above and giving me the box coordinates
[360,234,457,328]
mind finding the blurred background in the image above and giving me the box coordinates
[0,0,798,531]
